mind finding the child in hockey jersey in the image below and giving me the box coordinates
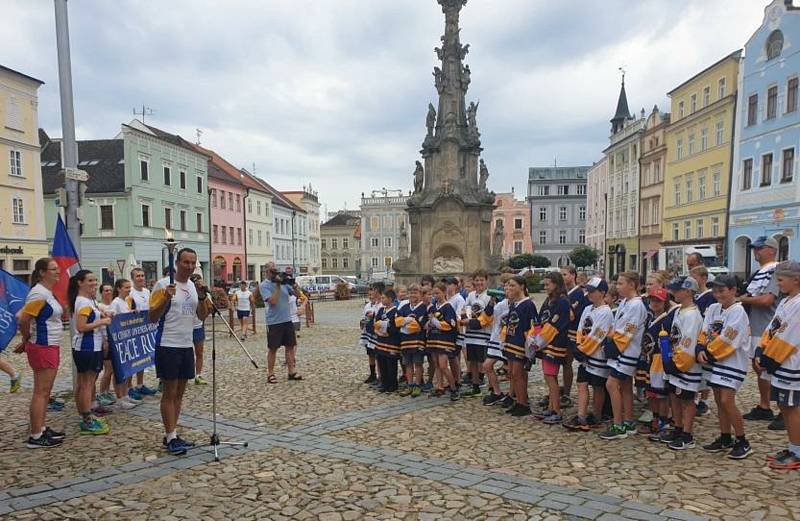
[502,275,537,416]
[759,261,800,470]
[360,287,378,384]
[660,276,704,450]
[482,283,510,406]
[696,275,752,460]
[564,277,613,431]
[427,282,460,401]
[691,265,716,417]
[642,288,679,438]
[398,284,427,398]
[373,289,400,393]
[463,270,491,397]
[420,285,435,392]
[446,277,466,387]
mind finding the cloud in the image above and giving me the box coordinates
[1,0,765,215]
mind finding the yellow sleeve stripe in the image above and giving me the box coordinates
[758,329,770,349]
[478,314,493,328]
[697,331,708,347]
[763,337,797,365]
[611,331,632,352]
[672,350,696,372]
[406,321,421,334]
[707,337,735,361]
[22,299,46,317]
[394,316,406,328]
[539,323,558,344]
[578,336,601,356]
[78,306,93,317]
[438,321,453,332]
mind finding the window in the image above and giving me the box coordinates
[742,159,753,190]
[220,190,226,209]
[236,228,242,245]
[690,94,697,113]
[715,121,724,146]
[718,77,727,99]
[559,207,567,221]
[679,101,685,118]
[384,237,392,248]
[557,185,569,195]
[321,239,327,250]
[164,207,172,230]
[686,175,693,203]
[343,238,349,249]
[654,161,661,182]
[696,219,704,238]
[196,176,203,194]
[762,153,773,186]
[384,256,392,268]
[12,197,24,224]
[788,78,798,114]
[179,171,186,189]
[579,206,586,220]
[578,230,585,244]
[140,157,149,181]
[247,199,252,214]
[673,223,680,241]
[342,257,349,269]
[228,192,233,210]
[700,128,708,151]
[163,165,171,186]
[180,210,187,231]
[9,150,21,176]
[537,185,550,196]
[332,238,338,249]
[196,212,203,232]
[257,201,261,215]
[698,174,706,200]
[782,148,794,183]
[331,258,338,269]
[711,217,719,237]
[688,134,696,155]
[684,220,691,240]
[703,86,710,107]
[539,207,547,222]
[12,259,28,272]
[221,227,227,244]
[767,86,778,120]
[748,94,758,126]
[653,198,660,224]
[100,205,113,229]
[539,231,547,244]
[767,29,784,60]
[211,189,217,207]
[321,257,328,269]
[674,177,681,205]
[513,241,523,254]
[514,218,523,230]
[142,204,151,227]
[559,230,567,244]
[712,169,721,197]
[677,138,683,159]
[577,184,587,195]
[371,237,379,248]
[236,194,241,212]
[248,229,253,245]
[371,257,379,267]
[258,231,262,245]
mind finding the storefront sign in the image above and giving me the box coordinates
[0,246,23,255]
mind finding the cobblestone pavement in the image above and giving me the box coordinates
[0,299,797,520]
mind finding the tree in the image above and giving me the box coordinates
[530,255,551,268]
[569,245,599,268]
[508,253,550,269]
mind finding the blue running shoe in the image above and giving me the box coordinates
[137,385,158,396]
[166,438,187,456]
[128,388,144,401]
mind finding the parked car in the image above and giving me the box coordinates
[343,276,369,295]
[297,274,351,294]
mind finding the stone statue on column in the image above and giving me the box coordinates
[413,160,424,193]
[479,158,489,189]
[493,220,504,257]
[467,101,480,138]
[426,103,436,136]
[433,67,445,94]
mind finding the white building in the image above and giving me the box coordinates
[360,189,410,280]
[585,157,608,271]
[284,186,321,275]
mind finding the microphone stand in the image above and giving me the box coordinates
[195,294,259,461]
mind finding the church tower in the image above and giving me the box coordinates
[610,73,631,134]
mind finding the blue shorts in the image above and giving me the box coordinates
[608,368,632,382]
[772,386,800,407]
[72,350,103,374]
[193,326,205,343]
[237,310,251,319]
[155,346,195,381]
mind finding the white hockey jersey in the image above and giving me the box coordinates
[606,297,648,377]
[761,293,800,392]
[698,302,750,391]
[667,304,704,392]
[576,304,614,378]
[464,290,492,347]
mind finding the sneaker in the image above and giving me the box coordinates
[623,420,638,434]
[194,375,209,386]
[586,414,604,429]
[728,441,753,460]
[767,449,793,462]
[421,382,433,393]
[702,436,734,453]
[659,429,680,444]
[44,427,66,440]
[449,389,460,401]
[599,424,628,440]
[10,375,21,393]
[696,400,710,417]
[637,409,653,424]
[510,404,532,417]
[26,433,62,449]
[363,374,377,384]
[92,405,113,417]
[398,386,412,397]
[80,417,110,435]
[482,393,504,406]
[176,436,195,448]
[768,413,786,431]
[668,437,696,451]
[563,416,590,431]
[128,388,144,401]
[429,388,444,398]
[500,395,515,408]
[648,429,667,442]
[542,413,563,425]
[463,386,481,397]
[742,406,774,421]
[138,385,158,396]
[769,450,800,470]
[166,438,187,456]
[411,386,422,398]
[103,392,117,405]
[560,395,573,408]
[95,393,112,407]
[533,409,555,420]
[116,397,138,410]
[47,398,65,412]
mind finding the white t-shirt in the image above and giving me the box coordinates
[71,295,104,352]
[108,296,132,316]
[234,290,252,312]
[289,295,300,323]
[22,284,64,347]
[151,277,198,348]
[130,286,151,312]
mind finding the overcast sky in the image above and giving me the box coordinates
[3,0,764,217]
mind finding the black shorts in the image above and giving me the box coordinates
[293,321,301,332]
[155,346,196,381]
[668,383,696,401]
[447,345,462,360]
[608,368,632,382]
[772,386,800,407]
[403,349,425,366]
[708,381,737,392]
[466,344,487,363]
[267,321,297,350]
[237,310,251,319]
[577,365,606,387]
[72,350,103,374]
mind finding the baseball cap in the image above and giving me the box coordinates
[445,276,459,285]
[648,287,669,302]
[751,236,779,249]
[709,274,738,289]
[666,276,699,292]
[585,277,608,293]
[775,260,800,278]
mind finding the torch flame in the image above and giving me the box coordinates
[164,227,175,242]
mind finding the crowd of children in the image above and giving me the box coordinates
[358,262,800,470]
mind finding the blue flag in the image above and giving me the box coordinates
[0,268,30,352]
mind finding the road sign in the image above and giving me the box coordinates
[63,167,89,182]
[116,259,126,275]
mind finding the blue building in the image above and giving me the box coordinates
[729,0,800,276]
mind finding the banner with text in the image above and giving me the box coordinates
[108,311,159,384]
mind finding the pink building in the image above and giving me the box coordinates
[492,191,532,258]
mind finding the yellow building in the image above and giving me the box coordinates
[662,51,741,272]
[0,65,48,282]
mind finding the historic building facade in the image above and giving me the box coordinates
[527,166,589,268]
[320,212,361,276]
[0,65,47,283]
[284,187,321,274]
[729,0,800,277]
[585,157,608,272]
[662,51,741,272]
[207,153,246,284]
[604,78,645,277]
[491,190,532,258]
[360,189,409,281]
[638,106,670,274]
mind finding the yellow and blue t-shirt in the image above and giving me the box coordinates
[71,295,104,352]
[21,284,64,347]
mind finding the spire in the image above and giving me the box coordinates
[610,69,631,134]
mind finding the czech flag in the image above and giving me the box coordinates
[0,268,29,352]
[52,214,80,306]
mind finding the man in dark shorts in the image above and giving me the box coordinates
[261,262,302,384]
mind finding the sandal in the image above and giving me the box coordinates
[288,373,303,381]
[267,374,278,384]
